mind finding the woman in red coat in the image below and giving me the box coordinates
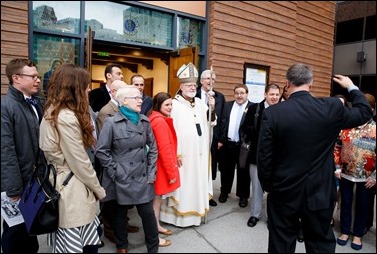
[149,92,181,247]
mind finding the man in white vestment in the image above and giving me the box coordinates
[159,62,216,227]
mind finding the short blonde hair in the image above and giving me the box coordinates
[115,86,140,104]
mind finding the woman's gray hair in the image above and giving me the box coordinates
[286,63,313,86]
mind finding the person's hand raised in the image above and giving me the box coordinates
[333,74,354,89]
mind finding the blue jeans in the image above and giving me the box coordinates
[339,178,372,237]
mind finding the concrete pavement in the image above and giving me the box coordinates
[2,173,375,253]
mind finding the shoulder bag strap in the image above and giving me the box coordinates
[254,103,261,130]
[62,172,74,189]
[59,171,74,192]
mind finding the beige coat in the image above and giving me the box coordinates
[96,100,118,132]
[39,108,106,228]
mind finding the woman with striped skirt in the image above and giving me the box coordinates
[39,64,106,253]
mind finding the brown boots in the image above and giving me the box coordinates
[103,219,140,243]
[116,248,128,253]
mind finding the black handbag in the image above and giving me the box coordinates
[19,161,60,235]
[238,103,260,169]
[18,150,74,236]
[239,141,251,169]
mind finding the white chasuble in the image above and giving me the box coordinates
[159,95,214,227]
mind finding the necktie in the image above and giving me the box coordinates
[26,97,40,121]
[26,97,38,106]
[233,105,243,142]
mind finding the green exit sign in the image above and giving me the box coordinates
[97,52,110,57]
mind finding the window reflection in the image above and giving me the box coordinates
[33,1,80,34]
[32,1,204,50]
[33,34,80,88]
[85,2,173,47]
[178,17,202,51]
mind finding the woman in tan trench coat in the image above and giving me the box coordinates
[39,64,106,253]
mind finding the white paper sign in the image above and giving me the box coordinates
[245,68,266,103]
[1,191,24,227]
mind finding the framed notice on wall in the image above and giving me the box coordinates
[243,63,270,103]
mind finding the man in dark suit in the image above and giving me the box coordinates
[130,74,153,116]
[89,64,124,112]
[1,58,42,253]
[196,69,226,207]
[218,84,253,208]
[257,63,373,253]
[240,83,281,228]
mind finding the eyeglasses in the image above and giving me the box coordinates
[17,73,42,81]
[124,96,143,101]
[182,84,198,88]
[16,73,41,81]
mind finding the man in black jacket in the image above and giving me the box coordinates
[257,63,373,253]
[240,83,280,228]
[130,74,153,116]
[1,58,43,253]
[218,84,253,208]
[89,64,123,112]
[196,69,226,207]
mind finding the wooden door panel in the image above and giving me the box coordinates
[168,46,198,96]
[144,78,153,97]
[85,27,94,88]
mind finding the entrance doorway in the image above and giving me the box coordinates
[88,40,198,98]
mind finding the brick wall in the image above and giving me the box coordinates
[336,1,375,22]
[1,1,29,95]
[1,1,337,99]
[208,1,336,99]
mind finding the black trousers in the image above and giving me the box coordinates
[367,185,376,230]
[218,141,250,198]
[210,137,220,180]
[112,200,158,253]
[100,199,116,226]
[1,221,39,254]
[267,194,336,253]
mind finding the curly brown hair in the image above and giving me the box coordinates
[43,63,95,148]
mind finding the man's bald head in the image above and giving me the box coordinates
[110,80,128,99]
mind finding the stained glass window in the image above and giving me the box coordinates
[178,17,202,51]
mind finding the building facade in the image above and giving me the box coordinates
[2,1,373,101]
[332,1,376,99]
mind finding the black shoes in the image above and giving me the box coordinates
[209,199,218,207]
[217,194,248,207]
[218,193,228,203]
[239,198,248,208]
[297,229,304,243]
[247,216,259,227]
[297,235,304,243]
